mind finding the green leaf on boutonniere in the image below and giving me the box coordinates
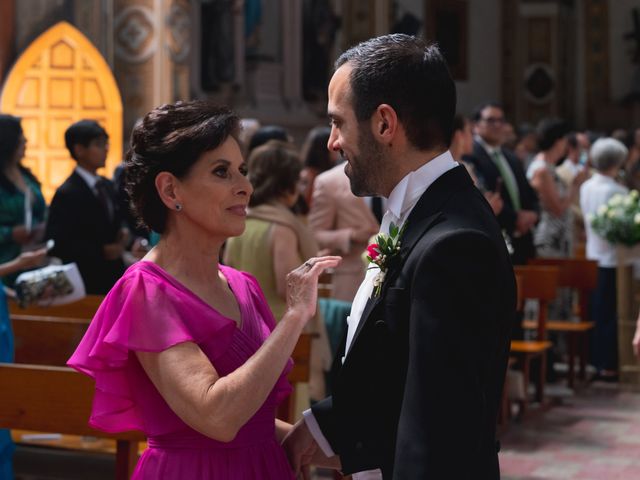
[365,220,408,297]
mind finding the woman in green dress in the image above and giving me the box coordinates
[0,114,47,286]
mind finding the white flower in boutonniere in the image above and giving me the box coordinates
[365,221,406,297]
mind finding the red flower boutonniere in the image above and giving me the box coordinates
[365,221,406,297]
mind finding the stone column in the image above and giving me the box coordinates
[113,0,191,144]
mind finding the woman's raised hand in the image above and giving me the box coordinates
[285,256,341,321]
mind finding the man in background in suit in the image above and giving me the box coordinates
[46,120,127,294]
[283,35,515,479]
[465,102,539,265]
[308,162,380,302]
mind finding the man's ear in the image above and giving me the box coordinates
[372,104,398,143]
[155,172,181,210]
[72,144,85,160]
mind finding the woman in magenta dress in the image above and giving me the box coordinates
[68,101,340,479]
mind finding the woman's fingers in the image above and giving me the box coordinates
[304,256,341,275]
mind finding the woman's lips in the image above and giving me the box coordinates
[227,205,248,216]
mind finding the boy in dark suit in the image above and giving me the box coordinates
[46,120,127,294]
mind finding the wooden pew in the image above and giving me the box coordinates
[11,302,313,474]
[0,363,145,480]
[13,313,311,426]
[12,314,89,366]
[8,295,104,319]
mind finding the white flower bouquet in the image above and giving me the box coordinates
[589,190,640,246]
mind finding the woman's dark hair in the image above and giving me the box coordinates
[536,118,570,151]
[248,140,302,207]
[124,101,241,233]
[301,126,333,171]
[0,114,39,193]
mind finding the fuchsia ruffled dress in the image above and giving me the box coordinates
[68,261,295,479]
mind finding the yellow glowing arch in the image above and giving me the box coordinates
[0,21,123,201]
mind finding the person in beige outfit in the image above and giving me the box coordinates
[308,162,379,302]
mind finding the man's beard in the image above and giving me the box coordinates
[345,126,386,197]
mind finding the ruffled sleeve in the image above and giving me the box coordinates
[67,264,237,434]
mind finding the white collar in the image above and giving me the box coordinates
[592,172,618,184]
[386,150,458,221]
[75,166,101,189]
[474,135,501,156]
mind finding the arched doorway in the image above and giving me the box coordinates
[0,21,123,202]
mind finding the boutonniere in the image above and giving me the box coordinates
[366,221,407,297]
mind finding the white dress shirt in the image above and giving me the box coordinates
[74,165,101,190]
[580,172,628,267]
[303,151,458,479]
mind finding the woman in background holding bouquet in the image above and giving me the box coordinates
[0,114,47,287]
[580,137,629,380]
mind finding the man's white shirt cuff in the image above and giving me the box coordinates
[302,408,335,457]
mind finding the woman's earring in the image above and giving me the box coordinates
[175,203,182,211]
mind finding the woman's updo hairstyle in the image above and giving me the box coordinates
[125,101,240,233]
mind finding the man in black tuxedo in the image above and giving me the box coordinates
[46,120,127,294]
[465,103,540,265]
[283,35,515,479]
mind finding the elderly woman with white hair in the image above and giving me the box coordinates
[580,137,629,381]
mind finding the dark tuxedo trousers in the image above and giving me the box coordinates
[311,166,515,479]
[46,172,125,295]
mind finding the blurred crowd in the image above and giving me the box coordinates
[2,103,640,383]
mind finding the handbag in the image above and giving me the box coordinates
[15,262,86,308]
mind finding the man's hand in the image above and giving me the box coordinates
[15,248,47,270]
[484,191,503,215]
[282,419,342,478]
[515,210,538,236]
[282,419,319,478]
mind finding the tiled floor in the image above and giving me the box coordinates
[500,382,640,480]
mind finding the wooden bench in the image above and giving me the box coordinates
[12,314,89,366]
[526,258,598,387]
[10,300,313,474]
[8,294,104,319]
[13,312,311,426]
[0,363,145,480]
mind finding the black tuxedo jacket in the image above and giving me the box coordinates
[46,171,125,294]
[312,166,515,479]
[464,141,539,264]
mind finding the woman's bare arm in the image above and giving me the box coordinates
[136,256,340,442]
